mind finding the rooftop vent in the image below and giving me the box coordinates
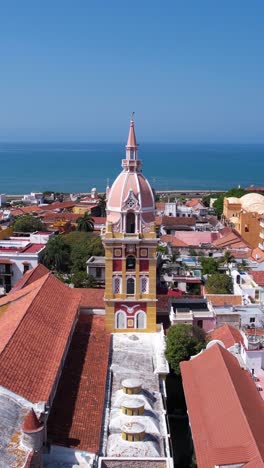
[122,398,145,416]
[122,379,142,395]
[121,421,145,442]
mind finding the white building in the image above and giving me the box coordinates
[0,231,52,294]
[86,256,105,285]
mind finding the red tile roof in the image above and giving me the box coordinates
[155,216,196,227]
[250,270,264,287]
[251,248,264,263]
[41,201,76,211]
[11,263,49,292]
[77,288,105,309]
[208,324,243,348]
[47,314,110,453]
[213,231,250,249]
[181,344,264,468]
[0,273,81,403]
[160,234,188,247]
[21,243,46,254]
[11,206,42,216]
[172,231,220,246]
[206,293,242,307]
[185,198,204,208]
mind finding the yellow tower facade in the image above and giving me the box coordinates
[101,117,157,333]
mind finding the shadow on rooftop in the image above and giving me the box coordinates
[47,316,93,449]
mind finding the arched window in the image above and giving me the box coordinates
[127,277,135,295]
[116,311,126,329]
[113,276,121,294]
[140,276,149,294]
[126,212,135,233]
[135,311,146,329]
[126,255,136,271]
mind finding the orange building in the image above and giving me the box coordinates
[223,193,264,248]
[102,117,158,333]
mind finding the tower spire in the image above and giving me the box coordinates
[123,113,140,170]
[126,112,137,149]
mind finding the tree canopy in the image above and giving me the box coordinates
[98,193,107,217]
[165,324,206,375]
[206,273,233,294]
[70,271,97,288]
[12,214,45,233]
[76,212,94,232]
[40,231,104,274]
[40,236,71,272]
[200,256,219,275]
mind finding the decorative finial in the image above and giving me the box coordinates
[131,111,135,122]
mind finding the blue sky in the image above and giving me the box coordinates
[0,1,263,142]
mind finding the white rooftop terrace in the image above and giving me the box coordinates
[105,331,171,463]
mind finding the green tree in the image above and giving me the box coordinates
[76,212,94,232]
[13,214,45,233]
[63,231,104,273]
[240,259,249,271]
[200,257,219,275]
[188,248,197,256]
[157,245,167,254]
[98,193,107,217]
[202,193,218,207]
[40,236,71,272]
[206,273,233,294]
[165,324,206,375]
[70,271,97,288]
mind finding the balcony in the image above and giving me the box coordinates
[258,242,264,251]
[260,231,264,240]
[260,220,264,229]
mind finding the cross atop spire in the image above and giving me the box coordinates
[126,112,138,149]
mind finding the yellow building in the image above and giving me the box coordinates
[101,117,158,333]
[223,193,264,248]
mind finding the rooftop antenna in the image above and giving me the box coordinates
[131,111,135,121]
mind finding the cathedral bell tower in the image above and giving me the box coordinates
[102,115,157,333]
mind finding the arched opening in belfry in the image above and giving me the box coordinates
[127,277,135,295]
[126,255,136,271]
[126,212,135,233]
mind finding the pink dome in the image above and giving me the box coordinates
[106,117,155,227]
[107,171,155,223]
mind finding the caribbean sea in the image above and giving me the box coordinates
[0,143,263,194]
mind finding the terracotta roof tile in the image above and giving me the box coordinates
[160,234,188,247]
[11,264,49,292]
[0,274,81,403]
[156,216,196,227]
[181,344,264,468]
[41,201,76,211]
[76,288,105,308]
[206,293,242,307]
[185,198,204,208]
[47,315,110,453]
[251,248,264,263]
[209,324,243,348]
[250,270,264,287]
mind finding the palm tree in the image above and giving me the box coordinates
[98,193,107,217]
[76,212,94,232]
[241,259,249,271]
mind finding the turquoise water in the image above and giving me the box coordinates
[0,143,263,194]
